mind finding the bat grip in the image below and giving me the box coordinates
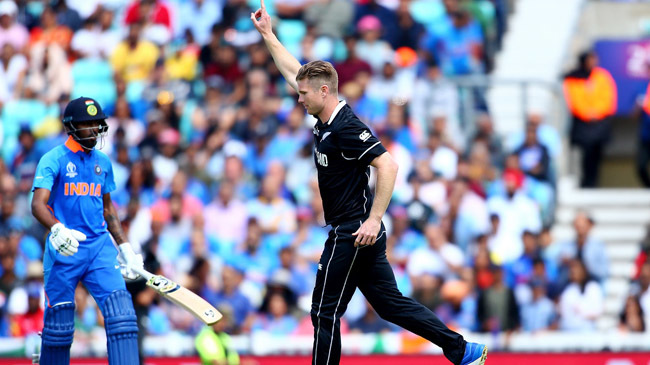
[133,267,154,281]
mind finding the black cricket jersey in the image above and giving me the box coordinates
[312,101,387,225]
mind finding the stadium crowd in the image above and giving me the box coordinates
[0,0,649,358]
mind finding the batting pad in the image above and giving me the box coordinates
[40,302,75,365]
[103,290,139,365]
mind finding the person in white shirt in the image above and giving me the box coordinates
[487,169,542,264]
[407,223,464,280]
[558,259,604,331]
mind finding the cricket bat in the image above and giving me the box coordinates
[133,267,222,325]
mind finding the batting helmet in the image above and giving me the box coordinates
[62,97,109,150]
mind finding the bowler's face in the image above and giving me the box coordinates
[297,79,324,117]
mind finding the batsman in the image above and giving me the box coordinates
[31,97,144,364]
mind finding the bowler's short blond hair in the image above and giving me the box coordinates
[296,60,338,95]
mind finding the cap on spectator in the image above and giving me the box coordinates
[0,0,17,16]
[158,128,180,145]
[357,15,381,32]
[224,140,247,159]
[502,168,524,189]
[395,47,418,68]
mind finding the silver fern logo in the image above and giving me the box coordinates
[65,162,77,178]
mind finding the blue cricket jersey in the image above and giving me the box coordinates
[32,136,116,240]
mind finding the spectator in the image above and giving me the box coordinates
[0,43,26,104]
[355,15,394,74]
[420,6,484,76]
[25,43,72,104]
[70,11,122,60]
[477,265,519,333]
[558,259,603,331]
[270,246,310,297]
[410,59,459,138]
[619,294,645,333]
[111,22,160,83]
[335,35,372,87]
[426,131,459,184]
[0,0,28,52]
[246,170,297,235]
[51,0,82,32]
[152,128,181,188]
[487,168,542,264]
[391,0,424,50]
[10,126,40,195]
[97,8,122,59]
[200,44,246,104]
[124,0,172,43]
[403,173,436,233]
[9,282,44,337]
[304,0,354,39]
[447,178,490,253]
[251,292,298,335]
[556,211,609,284]
[515,123,551,182]
[507,113,562,160]
[214,265,254,334]
[520,279,556,332]
[204,180,249,252]
[105,98,146,155]
[175,0,223,46]
[29,7,73,52]
[407,224,464,280]
[354,0,399,46]
[469,113,504,169]
[563,51,616,188]
[366,60,411,105]
[386,205,426,267]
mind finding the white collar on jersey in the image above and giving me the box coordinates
[326,100,347,125]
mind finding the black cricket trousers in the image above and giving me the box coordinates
[310,220,467,365]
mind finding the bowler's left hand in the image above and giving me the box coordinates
[352,217,381,247]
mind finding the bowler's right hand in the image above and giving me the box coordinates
[250,0,272,36]
[50,223,85,256]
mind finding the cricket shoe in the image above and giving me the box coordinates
[460,342,487,365]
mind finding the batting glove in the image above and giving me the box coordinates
[49,223,85,256]
[117,243,144,280]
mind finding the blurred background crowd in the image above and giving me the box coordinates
[0,0,649,360]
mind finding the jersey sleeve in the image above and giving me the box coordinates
[338,119,387,166]
[103,157,116,194]
[32,153,59,192]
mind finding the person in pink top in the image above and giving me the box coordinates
[0,0,28,52]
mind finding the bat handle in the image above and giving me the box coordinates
[133,267,154,281]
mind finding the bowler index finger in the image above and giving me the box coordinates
[260,0,266,11]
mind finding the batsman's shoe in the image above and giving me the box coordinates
[460,342,487,365]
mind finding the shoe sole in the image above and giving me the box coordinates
[468,346,488,365]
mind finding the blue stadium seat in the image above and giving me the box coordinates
[277,20,306,59]
[71,59,117,108]
[1,100,58,161]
